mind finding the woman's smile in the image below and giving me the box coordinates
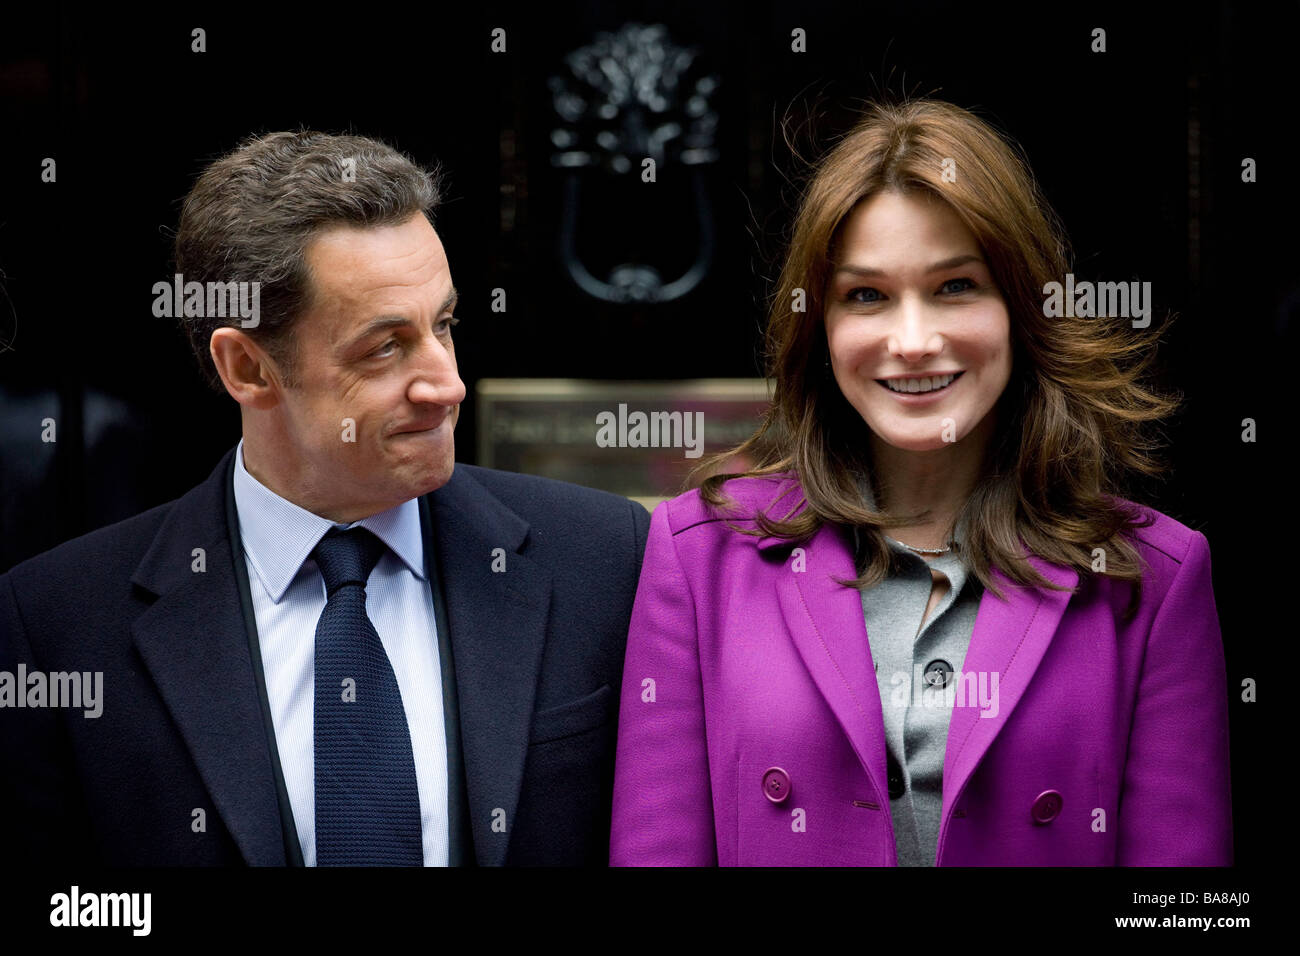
[875,370,965,404]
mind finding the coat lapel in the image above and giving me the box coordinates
[759,479,1079,858]
[937,555,1077,855]
[763,516,892,812]
[130,447,287,865]
[426,467,552,866]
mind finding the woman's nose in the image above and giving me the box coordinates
[889,298,943,359]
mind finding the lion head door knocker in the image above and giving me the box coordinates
[549,23,720,304]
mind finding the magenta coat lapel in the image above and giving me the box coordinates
[764,507,1079,848]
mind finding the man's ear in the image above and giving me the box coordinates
[210,327,283,409]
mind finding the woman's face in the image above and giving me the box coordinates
[824,189,1012,454]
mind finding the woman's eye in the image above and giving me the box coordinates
[846,279,975,304]
[847,287,882,304]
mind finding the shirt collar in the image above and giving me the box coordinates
[231,437,426,602]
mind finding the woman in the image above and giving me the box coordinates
[608,98,1232,866]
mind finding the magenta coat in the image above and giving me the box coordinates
[609,475,1233,865]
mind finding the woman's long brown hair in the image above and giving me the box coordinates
[693,97,1180,614]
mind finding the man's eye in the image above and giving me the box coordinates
[437,315,460,333]
[371,339,398,358]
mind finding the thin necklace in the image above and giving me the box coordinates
[892,538,952,555]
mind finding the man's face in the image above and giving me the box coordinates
[273,213,465,518]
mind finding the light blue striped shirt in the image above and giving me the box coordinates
[231,437,448,865]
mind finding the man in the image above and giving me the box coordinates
[0,131,650,865]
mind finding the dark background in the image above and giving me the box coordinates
[1,0,1289,870]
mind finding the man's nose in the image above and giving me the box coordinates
[408,336,466,406]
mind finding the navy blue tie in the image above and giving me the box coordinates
[312,527,423,866]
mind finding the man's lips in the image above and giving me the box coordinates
[392,419,449,436]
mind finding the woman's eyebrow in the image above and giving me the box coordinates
[832,253,985,278]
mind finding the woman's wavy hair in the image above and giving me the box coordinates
[693,97,1180,614]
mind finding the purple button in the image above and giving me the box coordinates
[762,767,791,804]
[1031,789,1063,824]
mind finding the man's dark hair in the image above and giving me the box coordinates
[174,130,442,392]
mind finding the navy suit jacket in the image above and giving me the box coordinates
[0,446,650,865]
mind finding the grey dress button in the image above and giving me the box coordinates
[923,659,953,688]
[886,752,906,800]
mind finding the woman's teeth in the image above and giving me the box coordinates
[882,373,958,393]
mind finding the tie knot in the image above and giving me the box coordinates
[312,527,387,596]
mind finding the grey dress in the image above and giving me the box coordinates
[853,480,983,866]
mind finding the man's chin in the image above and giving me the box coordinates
[415,463,454,497]
[403,453,456,498]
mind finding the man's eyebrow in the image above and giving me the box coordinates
[832,254,985,278]
[343,288,459,352]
